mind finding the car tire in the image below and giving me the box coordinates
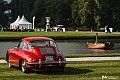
[57,29,63,32]
[60,68,64,72]
[21,60,29,73]
[47,29,51,32]
[8,56,13,68]
[8,62,13,68]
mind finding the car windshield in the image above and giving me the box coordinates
[28,40,57,47]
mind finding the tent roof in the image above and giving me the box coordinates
[11,16,21,25]
[14,16,21,23]
[18,15,32,24]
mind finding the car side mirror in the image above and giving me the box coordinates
[14,46,17,49]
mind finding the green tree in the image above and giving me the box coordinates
[0,0,8,26]
[23,0,34,21]
[72,0,81,27]
[31,0,73,28]
[31,0,46,27]
[95,0,120,31]
[11,0,35,22]
[72,0,98,30]
[54,0,72,27]
[111,0,120,31]
[11,0,19,22]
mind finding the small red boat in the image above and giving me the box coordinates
[87,42,114,49]
[87,33,114,49]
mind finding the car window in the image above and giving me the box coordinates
[50,41,57,47]
[18,41,27,50]
[29,40,57,47]
[18,41,24,49]
[22,42,27,49]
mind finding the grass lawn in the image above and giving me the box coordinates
[1,53,120,59]
[64,53,120,58]
[0,61,120,80]
[0,32,120,37]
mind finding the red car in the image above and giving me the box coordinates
[6,37,67,73]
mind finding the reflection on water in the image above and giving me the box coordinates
[57,41,119,54]
[0,39,120,56]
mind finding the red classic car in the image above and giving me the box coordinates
[6,37,67,73]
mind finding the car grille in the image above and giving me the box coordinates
[40,48,55,54]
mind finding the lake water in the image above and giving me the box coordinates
[0,39,120,56]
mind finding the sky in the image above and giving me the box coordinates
[4,0,11,3]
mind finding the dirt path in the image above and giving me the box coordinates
[66,57,120,61]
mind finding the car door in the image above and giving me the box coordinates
[14,41,28,66]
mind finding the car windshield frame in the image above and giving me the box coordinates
[28,40,57,47]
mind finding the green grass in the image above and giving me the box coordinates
[0,53,120,59]
[0,61,120,80]
[0,32,120,37]
[64,53,120,58]
[1,53,120,59]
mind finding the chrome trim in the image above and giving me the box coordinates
[39,59,42,64]
[26,61,67,65]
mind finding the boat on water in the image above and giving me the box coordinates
[87,42,114,49]
[87,33,114,49]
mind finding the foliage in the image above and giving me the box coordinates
[11,0,35,22]
[2,0,120,31]
[10,0,73,28]
[0,0,8,26]
[31,0,46,27]
[72,0,120,31]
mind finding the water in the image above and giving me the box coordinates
[0,39,120,56]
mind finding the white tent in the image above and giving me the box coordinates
[18,15,32,29]
[10,16,21,29]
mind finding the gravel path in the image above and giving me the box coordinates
[66,57,120,61]
[0,57,120,63]
[0,59,7,63]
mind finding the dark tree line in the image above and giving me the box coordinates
[10,0,73,28]
[0,0,9,26]
[72,0,120,31]
[11,0,34,22]
[1,0,120,31]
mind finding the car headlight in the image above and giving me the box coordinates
[29,58,38,62]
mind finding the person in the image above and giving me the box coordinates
[72,26,77,31]
[106,25,111,33]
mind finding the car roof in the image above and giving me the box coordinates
[22,37,53,42]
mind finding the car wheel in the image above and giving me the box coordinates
[8,62,12,68]
[57,29,63,32]
[60,68,64,72]
[21,60,29,73]
[8,56,13,68]
[47,29,51,32]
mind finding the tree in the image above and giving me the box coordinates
[44,0,73,27]
[11,0,35,22]
[72,0,81,27]
[0,0,8,26]
[31,0,73,28]
[11,0,19,22]
[23,0,34,21]
[31,0,46,27]
[111,0,120,31]
[95,0,120,31]
[72,0,98,30]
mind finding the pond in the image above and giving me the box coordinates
[0,39,120,56]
